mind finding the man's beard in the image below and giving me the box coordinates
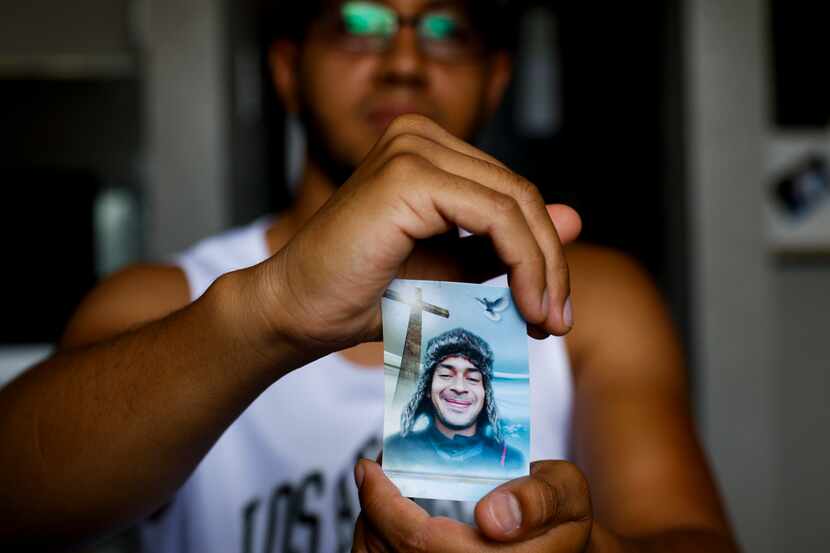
[297,103,358,189]
[432,404,481,434]
[294,91,489,189]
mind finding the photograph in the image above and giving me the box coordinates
[381,279,530,502]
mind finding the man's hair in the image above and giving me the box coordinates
[399,327,504,443]
[263,0,522,54]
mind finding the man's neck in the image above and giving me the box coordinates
[292,160,339,230]
[265,159,337,255]
[434,418,478,440]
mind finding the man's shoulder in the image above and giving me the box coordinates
[480,436,525,466]
[384,429,430,449]
[564,242,656,338]
[384,432,406,448]
[60,263,190,349]
[502,442,525,468]
[178,217,274,268]
[565,242,652,291]
[563,242,672,370]
[383,430,435,469]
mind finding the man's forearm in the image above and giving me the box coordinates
[0,269,304,548]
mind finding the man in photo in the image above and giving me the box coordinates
[385,328,524,473]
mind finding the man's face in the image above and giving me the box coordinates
[283,0,510,172]
[430,355,486,431]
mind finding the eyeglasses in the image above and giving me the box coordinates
[316,1,486,62]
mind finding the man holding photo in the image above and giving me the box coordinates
[0,1,738,552]
[385,327,524,473]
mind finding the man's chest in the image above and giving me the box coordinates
[183,360,387,553]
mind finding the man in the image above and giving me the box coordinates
[0,1,738,552]
[384,327,524,474]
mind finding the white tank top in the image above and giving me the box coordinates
[140,217,573,553]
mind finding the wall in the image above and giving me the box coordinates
[0,0,139,179]
[1,0,233,260]
[766,132,830,252]
[771,265,830,551]
[765,134,830,553]
[684,1,777,552]
[141,0,230,258]
[0,0,131,63]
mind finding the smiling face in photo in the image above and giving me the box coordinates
[430,355,485,431]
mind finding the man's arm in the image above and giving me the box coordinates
[0,264,307,549]
[566,244,737,551]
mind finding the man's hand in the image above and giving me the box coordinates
[352,459,594,553]
[244,114,580,362]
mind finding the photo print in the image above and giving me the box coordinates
[381,279,530,502]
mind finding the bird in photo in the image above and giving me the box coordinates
[475,295,510,322]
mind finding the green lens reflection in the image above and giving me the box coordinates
[341,1,397,36]
[420,13,458,40]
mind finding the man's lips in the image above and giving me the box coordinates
[441,396,473,409]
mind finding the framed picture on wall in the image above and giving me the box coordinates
[766,134,830,254]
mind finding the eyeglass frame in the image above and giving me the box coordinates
[309,1,492,63]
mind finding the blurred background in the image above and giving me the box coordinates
[1,0,828,551]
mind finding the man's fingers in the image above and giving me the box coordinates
[356,459,493,553]
[423,204,580,337]
[352,515,371,553]
[421,206,580,283]
[547,204,582,245]
[355,460,430,547]
[390,162,549,325]
[375,113,508,169]
[370,115,580,334]
[474,461,592,543]
[376,124,575,335]
[356,456,593,553]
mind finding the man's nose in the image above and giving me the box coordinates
[377,26,427,85]
[450,377,469,394]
